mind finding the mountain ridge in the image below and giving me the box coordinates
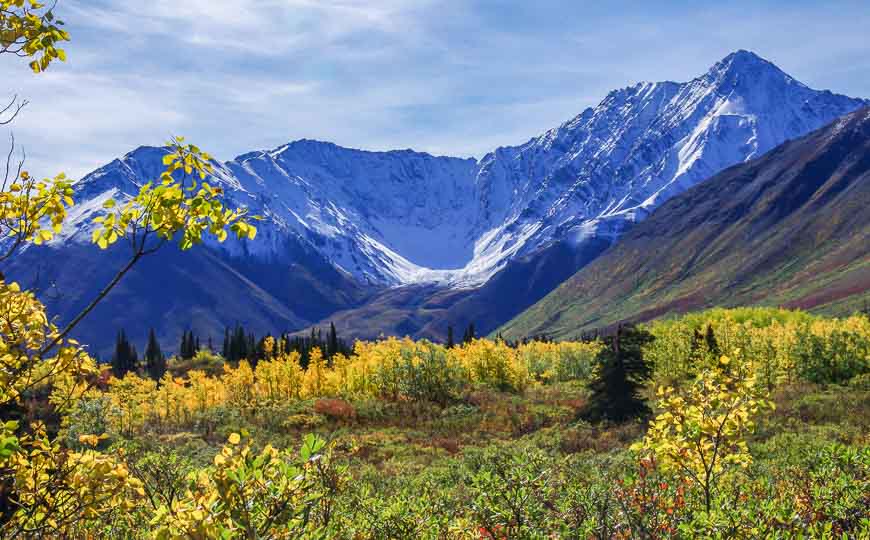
[6,50,869,351]
[499,106,870,340]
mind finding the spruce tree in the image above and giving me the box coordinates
[583,324,654,423]
[222,327,231,359]
[144,328,166,380]
[704,324,720,357]
[462,323,476,344]
[179,330,196,360]
[111,329,137,378]
[247,332,256,363]
[328,322,339,358]
[446,325,455,349]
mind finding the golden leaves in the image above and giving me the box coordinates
[0,172,74,249]
[91,137,259,253]
[0,0,70,72]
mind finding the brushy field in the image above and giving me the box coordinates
[11,307,863,538]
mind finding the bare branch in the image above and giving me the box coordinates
[0,94,27,125]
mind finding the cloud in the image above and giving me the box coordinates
[0,0,867,179]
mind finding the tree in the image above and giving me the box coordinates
[583,324,654,423]
[462,323,476,344]
[111,329,138,378]
[0,0,70,74]
[633,356,774,513]
[704,324,720,357]
[446,325,455,349]
[327,322,338,359]
[179,331,189,360]
[0,2,260,535]
[144,328,165,380]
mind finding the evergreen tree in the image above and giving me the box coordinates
[462,323,476,344]
[446,325,455,349]
[583,324,654,423]
[179,330,197,360]
[247,332,256,364]
[222,327,231,359]
[327,322,339,358]
[231,325,246,363]
[705,324,720,357]
[111,329,138,378]
[144,328,166,380]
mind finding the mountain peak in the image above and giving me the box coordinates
[721,49,768,66]
[707,49,790,81]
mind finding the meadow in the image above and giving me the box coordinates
[7,307,865,538]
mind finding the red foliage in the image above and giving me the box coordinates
[314,398,357,421]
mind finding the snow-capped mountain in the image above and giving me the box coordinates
[51,51,866,292]
[12,50,868,353]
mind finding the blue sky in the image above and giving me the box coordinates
[2,0,869,178]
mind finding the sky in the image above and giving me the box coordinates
[2,0,869,179]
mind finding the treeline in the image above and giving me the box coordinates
[111,320,601,381]
[110,323,353,379]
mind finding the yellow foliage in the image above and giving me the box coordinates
[452,338,528,392]
[97,336,604,434]
[149,433,335,539]
[0,171,73,254]
[0,281,97,407]
[0,0,70,73]
[633,355,774,512]
[91,138,258,252]
[1,422,144,537]
[646,309,870,387]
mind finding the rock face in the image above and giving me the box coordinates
[500,107,870,340]
[6,51,867,352]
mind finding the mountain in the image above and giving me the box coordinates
[307,239,613,342]
[5,51,868,352]
[500,107,870,340]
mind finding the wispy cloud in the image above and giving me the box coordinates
[0,0,868,179]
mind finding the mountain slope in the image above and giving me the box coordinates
[311,238,614,342]
[500,108,870,340]
[46,50,868,288]
[3,241,372,358]
[5,50,868,351]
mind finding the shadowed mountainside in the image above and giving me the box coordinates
[501,108,870,340]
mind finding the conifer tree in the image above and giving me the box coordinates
[247,332,256,363]
[583,324,654,423]
[222,327,231,359]
[705,324,720,357]
[446,325,455,349]
[327,322,339,358]
[144,328,166,380]
[179,330,196,360]
[462,323,476,344]
[111,329,138,378]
